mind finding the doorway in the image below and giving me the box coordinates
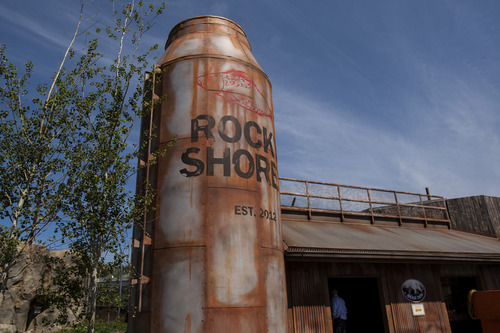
[328,277,386,333]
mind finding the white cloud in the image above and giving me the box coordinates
[0,2,82,49]
[273,76,500,199]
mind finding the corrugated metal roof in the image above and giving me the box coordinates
[283,219,500,262]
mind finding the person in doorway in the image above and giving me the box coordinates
[331,289,347,333]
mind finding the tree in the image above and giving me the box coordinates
[96,257,131,322]
[0,45,73,244]
[0,0,86,296]
[0,1,168,332]
[0,225,19,294]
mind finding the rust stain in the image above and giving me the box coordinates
[188,246,192,281]
[189,176,193,207]
[184,312,191,333]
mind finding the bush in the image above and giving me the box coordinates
[58,320,127,333]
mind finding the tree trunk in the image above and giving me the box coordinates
[0,270,7,304]
[87,264,98,333]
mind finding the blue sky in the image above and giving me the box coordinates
[1,0,500,199]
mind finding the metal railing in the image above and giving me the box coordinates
[279,177,450,228]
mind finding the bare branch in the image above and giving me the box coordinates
[44,0,85,106]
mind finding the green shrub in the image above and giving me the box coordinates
[58,320,127,333]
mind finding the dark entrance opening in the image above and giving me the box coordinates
[328,277,386,333]
[441,276,482,333]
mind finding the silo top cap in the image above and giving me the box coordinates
[165,15,249,50]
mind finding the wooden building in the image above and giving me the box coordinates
[279,178,500,333]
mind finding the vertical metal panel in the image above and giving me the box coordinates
[130,16,287,332]
[151,247,205,332]
[287,262,331,333]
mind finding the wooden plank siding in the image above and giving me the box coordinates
[484,196,500,238]
[286,260,500,333]
[447,196,500,238]
[480,265,500,290]
[384,264,450,333]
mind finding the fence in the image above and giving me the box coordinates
[279,177,450,228]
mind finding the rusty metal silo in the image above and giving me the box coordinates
[129,16,287,332]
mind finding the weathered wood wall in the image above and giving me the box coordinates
[447,196,500,238]
[286,260,500,333]
[480,265,500,290]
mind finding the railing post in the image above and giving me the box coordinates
[394,192,402,226]
[419,194,428,228]
[442,197,451,229]
[367,189,374,224]
[305,180,311,220]
[338,186,344,223]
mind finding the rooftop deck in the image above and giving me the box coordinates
[279,177,451,229]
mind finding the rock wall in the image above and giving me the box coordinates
[0,244,71,332]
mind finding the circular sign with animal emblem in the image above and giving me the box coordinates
[401,279,426,302]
